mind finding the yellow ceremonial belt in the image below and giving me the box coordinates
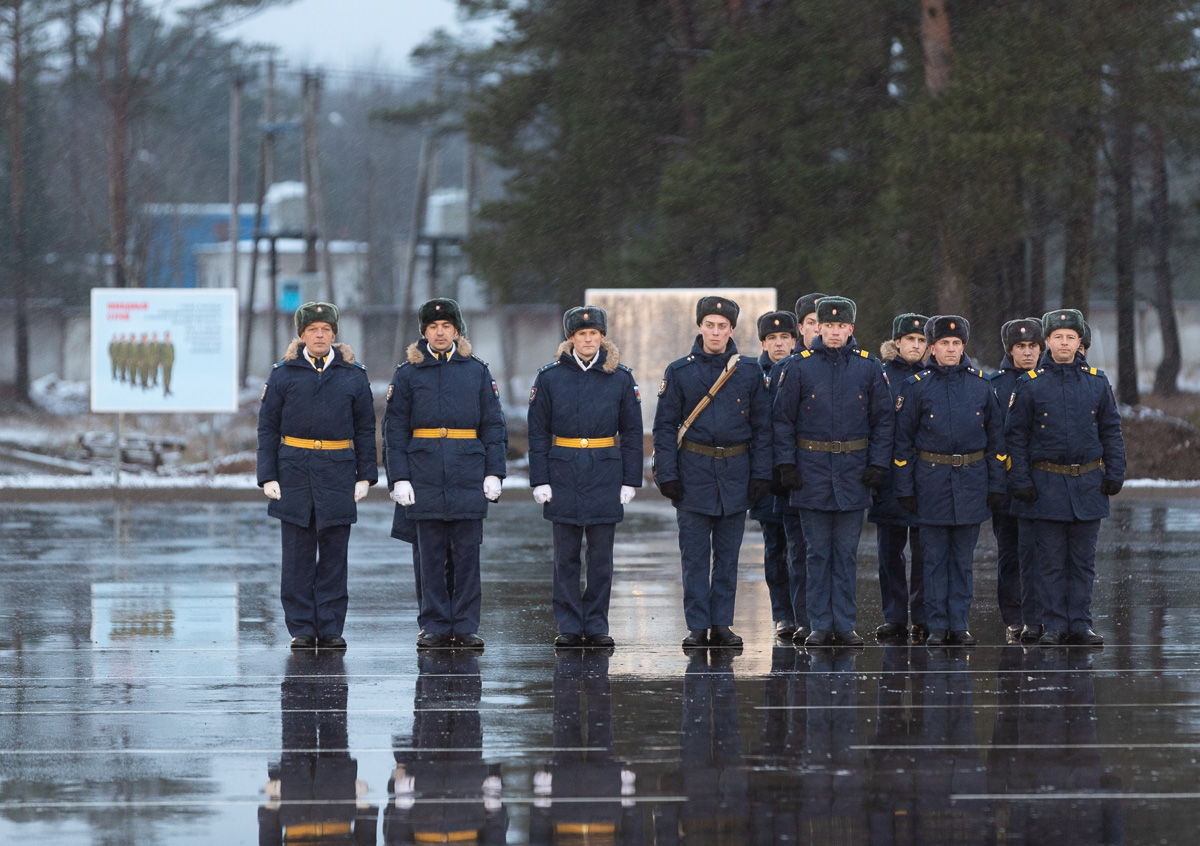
[556,822,617,834]
[412,428,478,439]
[284,821,353,839]
[554,436,616,448]
[414,831,479,844]
[282,436,352,450]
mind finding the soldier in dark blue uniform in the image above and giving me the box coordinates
[383,298,508,650]
[527,306,643,648]
[257,302,377,651]
[893,315,1007,647]
[988,318,1046,643]
[773,295,893,648]
[869,312,929,642]
[751,309,800,640]
[1007,309,1125,646]
[653,296,772,649]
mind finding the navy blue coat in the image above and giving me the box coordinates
[256,342,378,530]
[527,340,644,526]
[751,350,790,524]
[893,361,1007,526]
[382,338,508,522]
[771,335,893,512]
[1006,357,1126,522]
[987,354,1032,516]
[868,349,927,527]
[652,337,772,516]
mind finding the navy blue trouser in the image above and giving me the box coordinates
[783,509,808,627]
[676,510,746,630]
[1030,518,1101,635]
[993,513,1043,627]
[414,519,483,636]
[760,519,793,624]
[280,517,351,638]
[920,523,981,631]
[799,508,864,633]
[876,524,925,626]
[552,522,616,637]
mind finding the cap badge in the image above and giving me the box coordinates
[774,319,780,325]
[717,302,723,308]
[316,306,322,312]
[832,308,838,315]
[950,321,956,329]
[583,312,589,318]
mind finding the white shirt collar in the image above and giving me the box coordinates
[572,348,597,372]
[303,346,332,369]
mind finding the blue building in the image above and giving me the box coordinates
[142,203,257,288]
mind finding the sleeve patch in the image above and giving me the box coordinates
[529,385,537,404]
[633,383,642,404]
[894,459,907,467]
[658,379,667,397]
[895,395,904,411]
[491,379,500,398]
[1008,392,1016,408]
[260,383,268,401]
[387,384,394,401]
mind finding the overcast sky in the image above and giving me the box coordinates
[225,0,497,71]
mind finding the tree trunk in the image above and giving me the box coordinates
[106,0,133,286]
[10,1,30,402]
[1061,112,1099,309]
[1112,101,1138,406]
[1150,128,1180,396]
[1028,182,1047,316]
[920,0,952,95]
[667,0,702,139]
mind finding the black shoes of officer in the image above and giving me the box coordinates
[926,628,949,646]
[791,625,812,645]
[1020,624,1044,643]
[586,633,616,648]
[318,635,347,650]
[950,630,976,646]
[910,623,930,642]
[804,629,834,647]
[682,629,708,648]
[455,632,485,649]
[709,625,743,647]
[875,623,908,640]
[1005,625,1022,644]
[555,633,584,648]
[290,635,317,650]
[774,620,796,638]
[1068,629,1104,646]
[416,631,452,649]
[836,630,865,647]
[1039,629,1067,646]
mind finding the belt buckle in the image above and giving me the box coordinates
[580,437,589,448]
[713,445,726,458]
[1069,463,1081,476]
[950,454,964,467]
[438,427,448,438]
[313,439,323,450]
[830,441,843,454]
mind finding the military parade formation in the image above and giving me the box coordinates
[257,293,1126,654]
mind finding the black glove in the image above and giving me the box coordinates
[1101,478,1123,496]
[861,465,886,489]
[769,466,788,497]
[658,479,684,501]
[778,464,803,491]
[987,491,1008,510]
[748,478,772,505]
[898,495,918,514]
[1010,486,1038,503]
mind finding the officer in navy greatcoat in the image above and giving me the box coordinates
[988,317,1046,644]
[751,309,801,641]
[868,312,930,642]
[257,302,377,651]
[383,298,508,650]
[527,306,643,649]
[893,315,1007,647]
[652,296,772,649]
[772,295,893,648]
[1006,309,1125,646]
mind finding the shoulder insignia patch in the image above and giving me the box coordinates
[858,349,870,358]
[895,395,904,411]
[800,350,812,358]
[491,379,500,398]
[529,385,537,404]
[387,384,394,401]
[354,361,367,370]
[1027,369,1040,379]
[633,383,641,404]
[260,383,268,401]
[271,362,279,369]
[472,354,490,367]
[618,363,633,373]
[658,379,668,397]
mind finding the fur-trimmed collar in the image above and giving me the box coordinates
[880,339,898,362]
[556,337,620,373]
[406,336,473,364]
[283,338,356,364]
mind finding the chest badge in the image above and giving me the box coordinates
[895,395,904,411]
[1009,392,1015,409]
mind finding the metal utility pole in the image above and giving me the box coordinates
[228,73,242,293]
[301,72,318,276]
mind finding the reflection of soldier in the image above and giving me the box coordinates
[654,649,748,844]
[799,647,866,841]
[385,651,507,845]
[258,652,376,845]
[530,649,642,844]
[109,334,120,380]
[746,646,806,841]
[160,331,175,396]
[867,643,919,841]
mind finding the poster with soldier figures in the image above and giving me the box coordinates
[90,288,239,413]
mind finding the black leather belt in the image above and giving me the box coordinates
[681,439,749,459]
[796,438,868,454]
[1033,458,1102,476]
[919,449,985,467]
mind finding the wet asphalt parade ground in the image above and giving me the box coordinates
[1,492,1199,844]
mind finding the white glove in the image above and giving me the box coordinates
[533,484,553,504]
[391,480,415,506]
[484,475,502,501]
[262,481,281,500]
[354,480,369,502]
[620,485,636,505]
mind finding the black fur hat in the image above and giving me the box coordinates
[563,305,608,338]
[794,292,827,321]
[419,298,466,335]
[757,310,799,340]
[1043,308,1085,339]
[696,295,740,328]
[925,314,970,344]
[892,313,929,341]
[1000,318,1044,352]
[1081,320,1092,350]
[294,301,338,336]
[815,296,855,324]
